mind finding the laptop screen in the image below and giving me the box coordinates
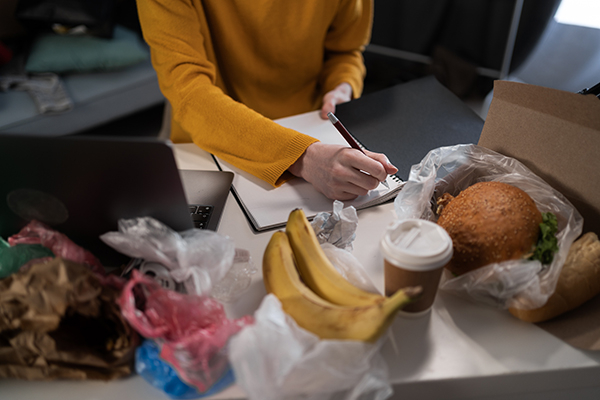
[0,135,232,267]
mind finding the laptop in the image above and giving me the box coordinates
[0,135,233,267]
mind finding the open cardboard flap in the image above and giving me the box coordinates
[479,80,600,350]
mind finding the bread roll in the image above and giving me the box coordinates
[509,232,600,323]
[437,181,543,276]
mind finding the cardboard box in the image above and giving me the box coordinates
[478,80,600,235]
[478,80,600,350]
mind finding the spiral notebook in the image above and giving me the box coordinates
[214,110,404,232]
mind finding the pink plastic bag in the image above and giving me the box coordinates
[118,270,253,392]
[8,220,105,276]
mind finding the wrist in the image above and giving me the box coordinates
[288,142,319,179]
[288,146,308,179]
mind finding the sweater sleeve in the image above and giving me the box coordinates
[136,0,318,187]
[320,0,373,98]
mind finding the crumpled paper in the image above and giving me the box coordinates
[311,201,379,293]
[0,258,138,380]
[311,200,359,250]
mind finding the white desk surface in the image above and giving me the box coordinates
[3,143,600,400]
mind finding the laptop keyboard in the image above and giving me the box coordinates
[189,204,213,229]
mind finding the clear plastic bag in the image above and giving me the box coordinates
[393,144,583,310]
[135,339,235,399]
[100,217,256,302]
[228,294,392,400]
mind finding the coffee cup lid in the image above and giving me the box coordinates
[381,219,453,270]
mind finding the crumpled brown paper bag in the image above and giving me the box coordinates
[0,257,138,380]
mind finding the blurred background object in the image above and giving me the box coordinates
[1,0,598,136]
[363,0,562,98]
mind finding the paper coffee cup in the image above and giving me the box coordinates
[381,219,453,316]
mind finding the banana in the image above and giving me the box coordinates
[286,208,387,306]
[263,230,420,342]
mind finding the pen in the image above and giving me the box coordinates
[577,82,600,98]
[327,112,390,189]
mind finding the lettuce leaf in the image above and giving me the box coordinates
[529,212,559,265]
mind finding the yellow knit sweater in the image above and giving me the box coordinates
[137,0,373,186]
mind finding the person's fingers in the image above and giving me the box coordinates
[320,100,335,119]
[289,142,385,200]
[364,150,398,174]
[348,173,380,192]
[320,92,343,119]
[321,156,376,196]
[320,83,352,119]
[343,149,389,183]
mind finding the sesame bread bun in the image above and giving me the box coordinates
[509,232,600,323]
[436,181,542,276]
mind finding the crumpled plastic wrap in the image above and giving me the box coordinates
[100,217,256,302]
[311,201,379,293]
[118,270,254,393]
[0,257,138,380]
[229,294,392,400]
[393,144,583,309]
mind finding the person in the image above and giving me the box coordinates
[136,0,398,200]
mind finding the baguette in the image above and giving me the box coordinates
[509,232,600,323]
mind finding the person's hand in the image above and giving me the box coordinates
[288,142,398,200]
[320,83,352,120]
